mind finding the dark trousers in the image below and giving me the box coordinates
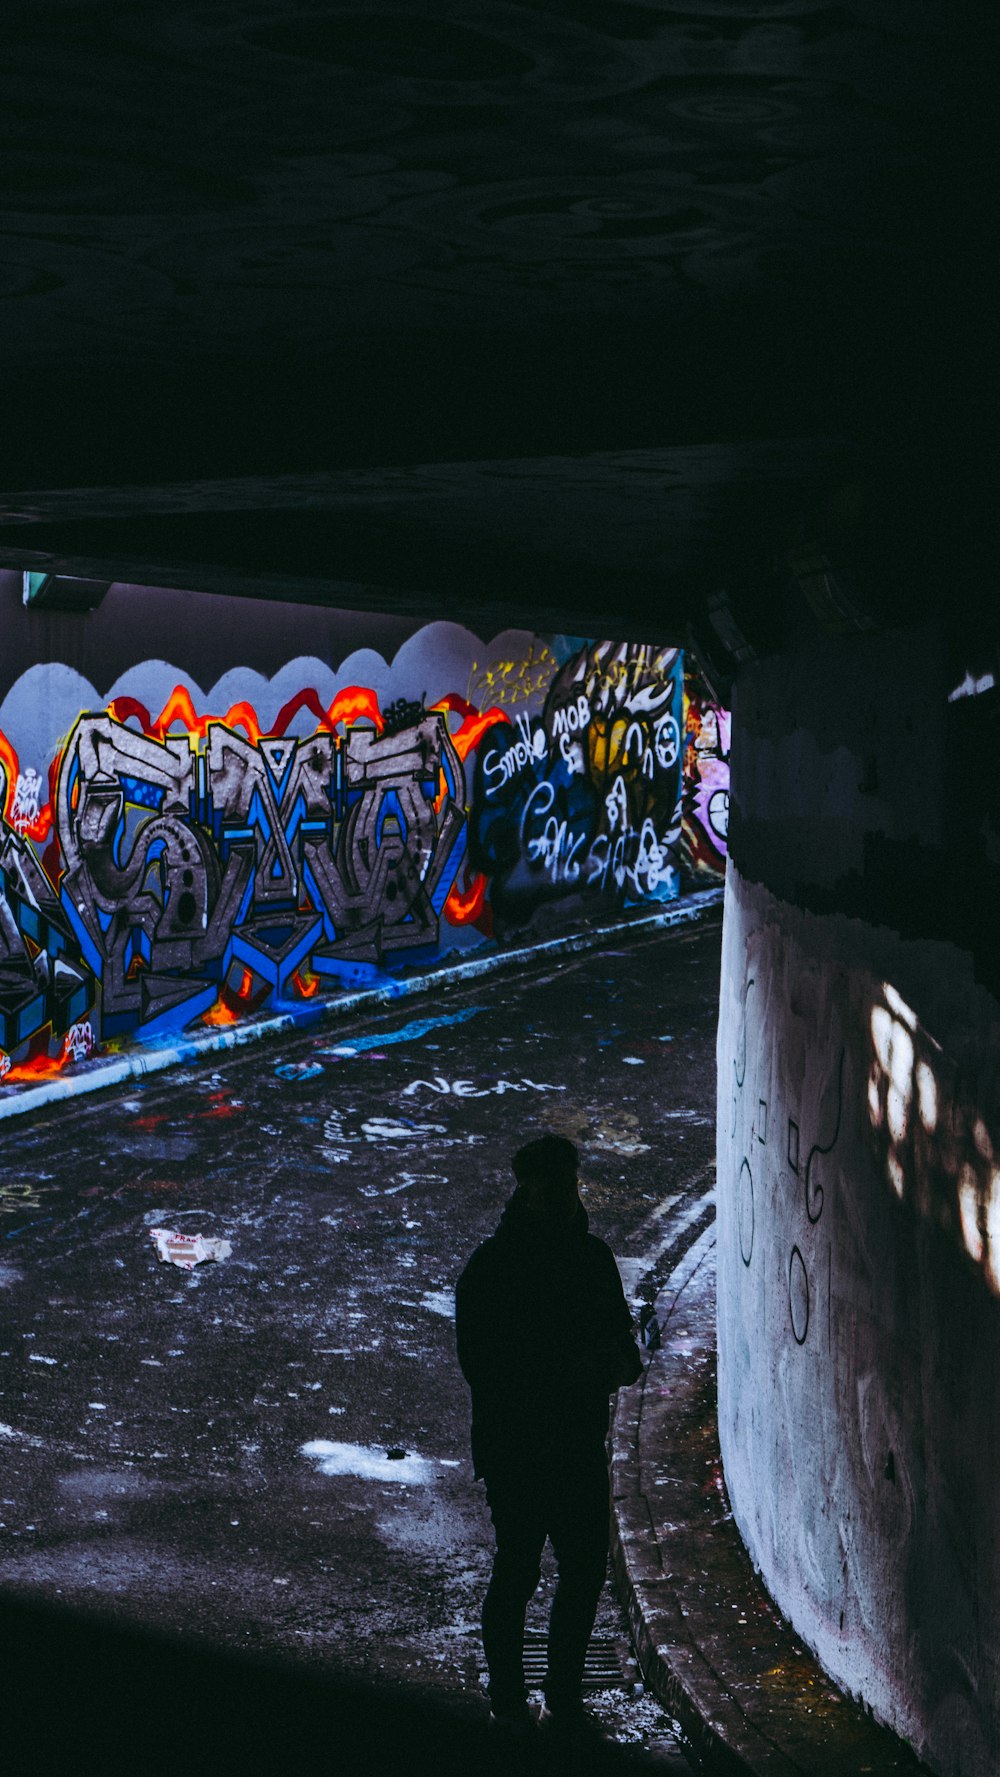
[482,1451,610,1713]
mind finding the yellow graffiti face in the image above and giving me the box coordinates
[587,715,656,827]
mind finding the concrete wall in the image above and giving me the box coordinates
[717,625,1000,1774]
[0,571,727,1087]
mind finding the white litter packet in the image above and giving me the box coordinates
[150,1227,232,1270]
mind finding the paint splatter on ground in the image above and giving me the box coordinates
[301,1441,439,1483]
[318,1005,485,1058]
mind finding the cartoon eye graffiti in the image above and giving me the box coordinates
[654,715,680,770]
[707,788,730,840]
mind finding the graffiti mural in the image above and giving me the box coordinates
[54,687,482,1036]
[0,784,95,1063]
[682,686,731,879]
[0,626,728,1085]
[469,640,686,924]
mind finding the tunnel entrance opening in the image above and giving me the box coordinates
[0,565,729,1106]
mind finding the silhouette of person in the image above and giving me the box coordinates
[455,1133,643,1740]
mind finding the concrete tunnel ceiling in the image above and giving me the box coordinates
[0,1,996,642]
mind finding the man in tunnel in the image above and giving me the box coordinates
[455,1133,643,1743]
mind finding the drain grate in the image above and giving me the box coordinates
[520,1631,628,1691]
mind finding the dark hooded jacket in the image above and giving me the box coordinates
[455,1192,643,1479]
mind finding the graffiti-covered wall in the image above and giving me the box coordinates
[0,577,727,1085]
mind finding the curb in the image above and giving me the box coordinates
[610,1225,757,1776]
[0,886,723,1123]
[610,1218,930,1776]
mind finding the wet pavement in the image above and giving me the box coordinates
[0,915,721,1765]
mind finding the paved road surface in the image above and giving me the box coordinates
[0,916,720,1761]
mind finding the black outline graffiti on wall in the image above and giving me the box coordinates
[804,1047,845,1225]
[789,1244,810,1345]
[732,974,757,1263]
[738,1157,755,1267]
[734,975,755,1090]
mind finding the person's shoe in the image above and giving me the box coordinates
[488,1700,538,1743]
[538,1701,610,1746]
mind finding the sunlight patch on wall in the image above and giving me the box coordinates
[868,983,1000,1287]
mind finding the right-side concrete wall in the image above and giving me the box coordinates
[716,624,1000,1776]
